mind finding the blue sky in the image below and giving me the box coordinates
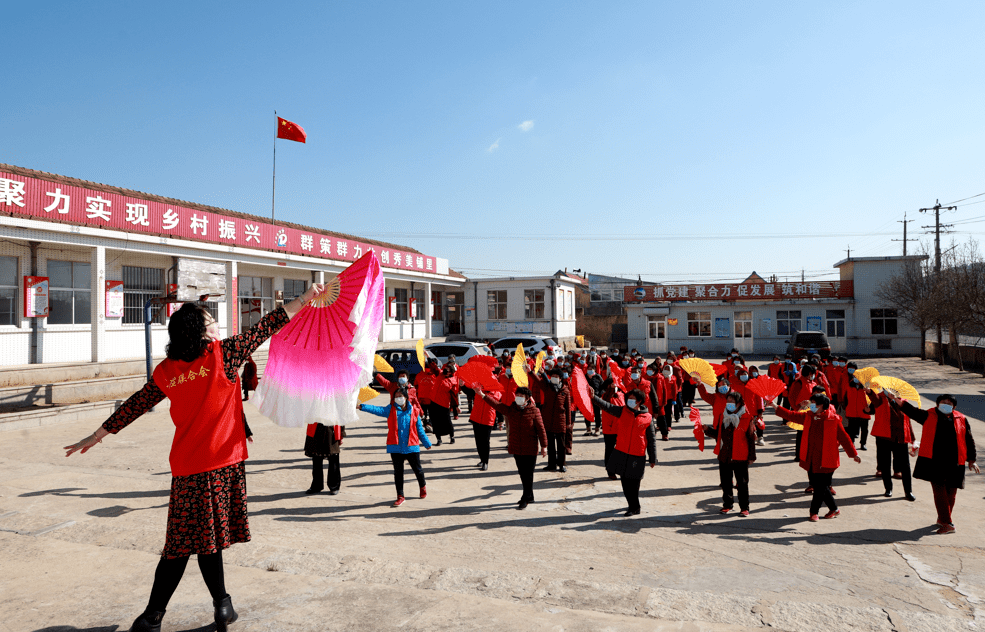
[4,1,985,283]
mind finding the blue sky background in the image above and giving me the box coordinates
[4,1,985,283]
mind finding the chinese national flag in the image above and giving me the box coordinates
[276,117,306,143]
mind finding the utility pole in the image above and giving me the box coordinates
[893,212,917,256]
[919,199,956,364]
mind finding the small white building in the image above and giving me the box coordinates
[462,272,586,347]
[623,256,926,357]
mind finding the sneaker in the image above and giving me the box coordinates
[803,486,814,494]
[392,496,405,507]
[905,492,916,502]
[936,524,955,535]
[809,514,819,522]
[859,445,867,451]
[720,507,731,514]
[479,462,488,471]
[756,438,765,446]
[823,509,840,519]
[558,466,567,473]
[419,487,427,499]
[884,490,893,498]
[740,510,749,517]
[829,487,837,496]
[893,472,903,479]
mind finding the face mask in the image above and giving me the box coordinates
[663,370,672,377]
[550,377,560,386]
[731,353,737,357]
[587,370,595,377]
[750,372,758,378]
[808,403,818,413]
[394,397,407,407]
[847,368,855,375]
[398,377,408,385]
[739,375,748,382]
[621,361,630,367]
[505,369,512,377]
[717,385,728,394]
[589,353,597,358]
[515,396,526,407]
[626,399,637,409]
[689,353,695,358]
[938,403,954,415]
[733,361,741,366]
[646,369,654,376]
[562,372,569,379]
[772,360,779,364]
[630,372,640,381]
[852,377,859,384]
[725,403,737,413]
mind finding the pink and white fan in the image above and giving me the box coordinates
[254,251,385,427]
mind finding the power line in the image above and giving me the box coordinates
[359,231,897,242]
[943,191,985,205]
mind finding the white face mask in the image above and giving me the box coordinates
[394,397,407,407]
[630,372,640,381]
[739,375,748,382]
[587,370,595,377]
[550,377,560,385]
[515,396,526,407]
[398,376,408,385]
[626,399,637,409]
[646,369,654,376]
[938,403,954,415]
[663,370,672,377]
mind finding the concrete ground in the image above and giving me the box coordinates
[1,356,983,632]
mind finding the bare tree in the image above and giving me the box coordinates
[875,248,935,361]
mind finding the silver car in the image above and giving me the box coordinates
[425,341,493,366]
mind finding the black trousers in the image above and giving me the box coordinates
[621,477,642,511]
[719,461,750,511]
[462,386,475,412]
[547,432,566,467]
[589,404,601,431]
[603,434,618,468]
[808,471,837,515]
[390,453,426,498]
[472,422,492,464]
[146,551,226,612]
[654,412,668,437]
[847,417,869,447]
[311,455,341,492]
[681,381,696,406]
[663,402,675,427]
[876,437,912,494]
[514,454,536,501]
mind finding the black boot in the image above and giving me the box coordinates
[305,457,324,494]
[128,609,165,632]
[214,594,238,631]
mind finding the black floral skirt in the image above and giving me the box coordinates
[162,461,249,559]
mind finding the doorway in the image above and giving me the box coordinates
[647,318,667,355]
[734,311,753,354]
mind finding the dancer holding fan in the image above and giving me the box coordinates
[65,283,326,632]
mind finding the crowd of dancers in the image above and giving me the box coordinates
[62,292,979,632]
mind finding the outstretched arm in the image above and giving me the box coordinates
[65,380,166,456]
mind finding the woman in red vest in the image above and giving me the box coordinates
[592,388,658,516]
[64,284,323,632]
[428,364,459,445]
[469,375,502,471]
[865,388,915,501]
[703,391,758,516]
[843,364,871,451]
[769,394,861,522]
[598,378,626,475]
[896,393,979,535]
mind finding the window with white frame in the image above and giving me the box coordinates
[487,290,507,320]
[393,288,409,321]
[412,288,426,320]
[0,256,17,326]
[524,289,544,319]
[687,311,712,337]
[239,276,273,333]
[123,265,165,325]
[826,309,846,338]
[776,310,801,337]
[283,279,307,301]
[48,260,91,325]
[870,309,898,335]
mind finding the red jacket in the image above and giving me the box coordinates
[614,407,656,458]
[710,412,757,462]
[697,383,729,428]
[415,371,436,405]
[470,390,501,426]
[499,372,518,403]
[767,362,784,381]
[788,377,817,408]
[539,380,573,434]
[429,375,459,409]
[918,409,969,465]
[843,385,870,419]
[776,406,857,472]
[868,391,913,443]
[600,388,625,435]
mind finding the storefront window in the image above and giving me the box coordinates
[870,309,898,335]
[826,309,846,338]
[412,288,426,321]
[48,260,91,325]
[393,288,409,321]
[0,256,17,326]
[487,290,507,320]
[776,310,801,337]
[239,276,273,333]
[123,265,165,325]
[283,279,307,301]
[687,311,711,337]
[524,289,544,319]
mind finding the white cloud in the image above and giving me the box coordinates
[518,120,534,132]
[487,138,501,152]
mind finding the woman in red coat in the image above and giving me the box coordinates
[477,386,547,509]
[769,394,861,521]
[843,363,871,450]
[897,393,979,534]
[704,391,758,515]
[469,382,501,470]
[428,364,459,445]
[592,388,658,516]
[531,368,573,472]
[865,388,915,500]
[64,285,324,632]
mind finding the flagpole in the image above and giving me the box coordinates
[272,110,277,222]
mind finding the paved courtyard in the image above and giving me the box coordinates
[1,356,983,632]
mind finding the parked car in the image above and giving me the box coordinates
[489,335,560,357]
[373,347,438,387]
[426,341,492,366]
[785,331,832,361]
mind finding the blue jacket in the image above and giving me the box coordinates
[362,403,432,454]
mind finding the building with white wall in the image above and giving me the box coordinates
[623,256,925,357]
[0,164,464,366]
[462,272,586,347]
